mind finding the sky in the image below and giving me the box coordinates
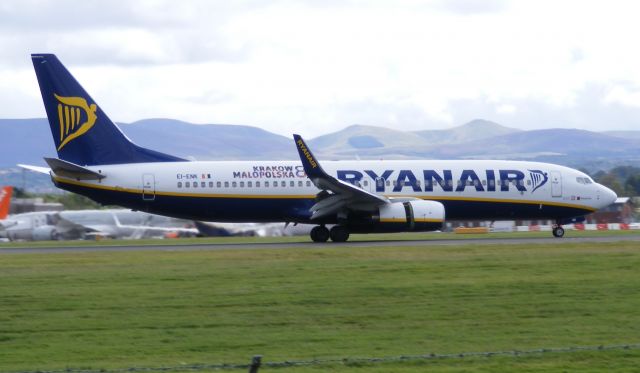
[2,0,640,137]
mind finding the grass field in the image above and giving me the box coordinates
[1,239,640,372]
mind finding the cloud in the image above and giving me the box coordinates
[446,83,640,131]
[4,0,640,138]
[434,0,508,15]
[0,1,254,67]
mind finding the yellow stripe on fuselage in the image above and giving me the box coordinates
[410,195,597,212]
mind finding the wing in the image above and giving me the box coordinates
[293,134,389,220]
[54,214,111,237]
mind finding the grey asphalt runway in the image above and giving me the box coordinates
[1,234,639,254]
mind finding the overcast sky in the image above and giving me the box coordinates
[2,0,640,137]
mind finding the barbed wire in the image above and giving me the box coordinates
[6,343,640,373]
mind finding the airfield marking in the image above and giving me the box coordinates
[1,234,639,254]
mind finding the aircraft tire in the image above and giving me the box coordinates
[552,226,565,238]
[330,226,350,242]
[310,226,330,242]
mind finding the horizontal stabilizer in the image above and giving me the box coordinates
[44,157,105,180]
[17,164,50,174]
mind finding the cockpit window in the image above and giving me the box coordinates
[576,177,593,184]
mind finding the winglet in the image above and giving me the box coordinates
[0,186,13,220]
[293,134,326,179]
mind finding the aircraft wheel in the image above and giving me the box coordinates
[330,226,350,242]
[552,226,565,238]
[310,226,330,242]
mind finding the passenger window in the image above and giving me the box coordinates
[224,181,229,188]
[290,181,295,187]
[265,181,269,187]
[201,182,206,188]
[240,181,244,188]
[248,181,252,188]
[482,180,486,186]
[527,180,531,186]
[281,181,286,187]
[217,181,221,188]
[489,180,495,187]
[363,180,369,186]
[209,181,213,187]
[193,182,198,188]
[306,181,311,187]
[298,181,303,187]
[177,182,182,188]
[256,181,261,187]
[386,180,391,186]
[232,182,237,188]
[185,182,190,188]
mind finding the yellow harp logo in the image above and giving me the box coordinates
[54,94,98,151]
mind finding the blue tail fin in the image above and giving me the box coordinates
[31,54,186,166]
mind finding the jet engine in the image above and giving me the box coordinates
[346,200,445,233]
[31,225,60,241]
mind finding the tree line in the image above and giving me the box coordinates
[590,166,640,197]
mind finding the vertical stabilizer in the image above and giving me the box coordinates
[31,54,185,166]
[0,186,13,219]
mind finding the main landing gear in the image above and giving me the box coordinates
[310,225,350,243]
[552,222,565,238]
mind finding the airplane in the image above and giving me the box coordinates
[0,208,198,241]
[23,54,618,242]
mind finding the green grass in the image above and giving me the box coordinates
[1,241,640,371]
[0,229,638,249]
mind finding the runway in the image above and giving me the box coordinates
[1,234,639,254]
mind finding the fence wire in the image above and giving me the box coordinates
[7,343,640,373]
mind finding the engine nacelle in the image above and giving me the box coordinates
[31,225,60,241]
[347,200,445,233]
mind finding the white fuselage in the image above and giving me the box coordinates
[51,159,617,224]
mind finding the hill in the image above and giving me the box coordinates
[413,119,521,144]
[120,119,295,160]
[1,118,639,172]
[431,128,640,159]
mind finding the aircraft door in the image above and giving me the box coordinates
[550,171,562,198]
[142,174,155,201]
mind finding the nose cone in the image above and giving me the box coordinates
[599,184,618,208]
